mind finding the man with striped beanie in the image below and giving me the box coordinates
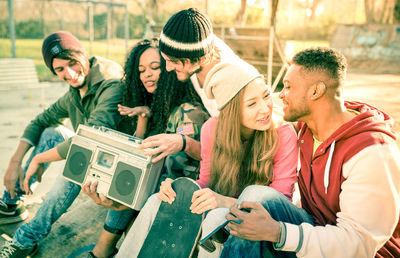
[139,8,240,163]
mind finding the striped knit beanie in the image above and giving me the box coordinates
[159,8,214,59]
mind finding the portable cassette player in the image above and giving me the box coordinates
[62,125,164,210]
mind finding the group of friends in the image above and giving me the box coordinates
[0,7,399,258]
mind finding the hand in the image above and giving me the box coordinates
[4,160,24,199]
[226,202,280,242]
[23,156,45,195]
[82,181,128,211]
[139,134,183,163]
[157,178,176,204]
[190,188,226,214]
[118,104,151,118]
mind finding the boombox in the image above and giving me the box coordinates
[62,125,164,210]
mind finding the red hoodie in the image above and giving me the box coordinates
[297,101,400,257]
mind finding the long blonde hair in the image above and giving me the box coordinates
[209,88,280,197]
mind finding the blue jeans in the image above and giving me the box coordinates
[7,127,136,249]
[2,127,67,205]
[220,185,314,258]
[13,176,136,249]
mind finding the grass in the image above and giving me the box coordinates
[1,38,329,81]
[0,38,139,81]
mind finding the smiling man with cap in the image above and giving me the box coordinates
[0,31,135,258]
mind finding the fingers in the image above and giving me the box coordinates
[139,136,161,149]
[150,150,168,163]
[230,205,249,219]
[99,193,108,202]
[118,105,139,116]
[190,189,218,214]
[82,181,98,194]
[23,168,34,195]
[238,201,260,211]
[82,181,103,205]
[139,139,169,163]
[90,181,98,192]
[139,134,182,163]
[82,181,91,194]
[23,177,31,195]
[18,178,24,195]
[36,165,45,183]
[157,179,176,204]
[9,189,16,199]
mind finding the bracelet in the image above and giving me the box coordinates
[180,134,186,152]
[273,222,286,250]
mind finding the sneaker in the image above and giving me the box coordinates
[0,201,29,225]
[86,248,118,258]
[0,241,38,258]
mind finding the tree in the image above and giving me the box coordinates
[394,0,400,22]
[364,0,396,24]
[235,0,248,25]
[295,0,322,23]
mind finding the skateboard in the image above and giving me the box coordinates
[138,177,204,258]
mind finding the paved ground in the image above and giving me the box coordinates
[0,72,399,257]
[0,83,111,257]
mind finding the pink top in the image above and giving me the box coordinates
[197,117,298,200]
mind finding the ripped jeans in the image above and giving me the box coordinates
[5,127,136,249]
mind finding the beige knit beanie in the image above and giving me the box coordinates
[204,60,263,110]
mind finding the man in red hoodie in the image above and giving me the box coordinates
[219,47,400,257]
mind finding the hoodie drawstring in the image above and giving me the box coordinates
[324,140,336,194]
[297,128,302,174]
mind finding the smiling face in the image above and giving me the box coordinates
[139,48,161,94]
[53,58,86,88]
[160,52,199,82]
[240,78,273,138]
[279,64,312,122]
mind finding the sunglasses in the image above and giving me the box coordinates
[138,38,159,47]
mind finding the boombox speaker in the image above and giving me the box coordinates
[63,125,164,210]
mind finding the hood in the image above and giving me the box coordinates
[299,100,397,193]
[87,56,123,91]
[73,56,123,95]
[323,101,396,145]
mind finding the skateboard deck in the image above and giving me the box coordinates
[138,177,203,258]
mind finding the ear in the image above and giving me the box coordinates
[310,81,326,100]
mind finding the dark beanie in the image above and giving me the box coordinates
[42,31,85,74]
[159,8,214,59]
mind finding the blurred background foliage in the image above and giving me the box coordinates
[1,0,399,81]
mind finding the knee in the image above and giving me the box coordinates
[238,185,281,204]
[38,127,65,145]
[41,127,59,138]
[140,194,161,214]
[202,208,229,233]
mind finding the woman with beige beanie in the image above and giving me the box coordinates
[116,60,299,257]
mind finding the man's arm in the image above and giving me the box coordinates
[4,141,32,198]
[23,147,62,194]
[5,93,70,197]
[279,144,400,257]
[22,93,70,146]
[139,103,209,162]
